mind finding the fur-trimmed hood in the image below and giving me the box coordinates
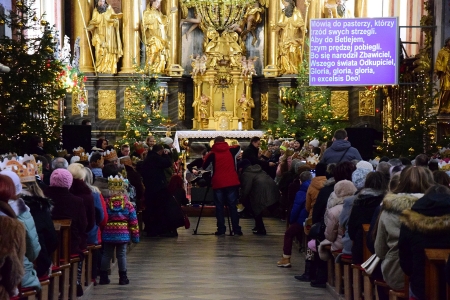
[382,193,423,215]
[400,190,450,233]
[353,188,386,207]
[0,198,28,218]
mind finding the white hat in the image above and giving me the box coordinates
[356,160,374,171]
[161,137,173,146]
[309,139,319,148]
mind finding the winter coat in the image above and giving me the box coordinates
[141,151,173,195]
[102,194,139,244]
[347,188,385,264]
[290,180,311,225]
[320,139,362,164]
[339,195,357,255]
[22,194,58,277]
[398,190,450,300]
[70,179,96,233]
[324,198,344,251]
[124,164,145,205]
[98,193,108,244]
[375,193,423,290]
[312,179,335,224]
[239,164,280,216]
[203,142,240,190]
[0,214,26,299]
[306,176,327,219]
[278,170,296,208]
[8,199,41,289]
[44,186,88,254]
[86,191,104,245]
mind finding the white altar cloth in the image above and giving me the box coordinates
[173,130,264,152]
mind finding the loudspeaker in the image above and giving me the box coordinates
[62,125,92,154]
[190,187,215,204]
[345,128,382,161]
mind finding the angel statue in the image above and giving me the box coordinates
[198,54,207,75]
[247,56,258,76]
[190,54,200,76]
[241,56,248,77]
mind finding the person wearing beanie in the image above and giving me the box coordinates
[0,171,42,291]
[399,185,450,300]
[0,174,27,299]
[356,160,374,171]
[99,174,139,286]
[44,169,88,256]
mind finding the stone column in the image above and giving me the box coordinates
[72,0,94,73]
[120,0,140,73]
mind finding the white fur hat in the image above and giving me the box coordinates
[309,139,319,148]
[356,160,373,171]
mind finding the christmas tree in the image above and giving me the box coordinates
[264,60,348,142]
[116,66,167,150]
[0,0,66,154]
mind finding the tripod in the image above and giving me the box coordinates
[192,186,233,236]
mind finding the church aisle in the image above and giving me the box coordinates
[89,217,334,300]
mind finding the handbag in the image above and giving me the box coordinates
[309,221,325,240]
[183,211,190,229]
[361,254,381,275]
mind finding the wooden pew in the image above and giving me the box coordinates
[424,248,450,300]
[52,219,72,300]
[333,251,353,299]
[351,224,372,300]
[37,277,50,300]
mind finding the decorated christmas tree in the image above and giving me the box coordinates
[264,60,347,142]
[0,0,66,154]
[116,66,167,150]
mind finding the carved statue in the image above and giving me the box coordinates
[435,37,450,114]
[142,0,169,74]
[86,0,123,74]
[324,0,354,18]
[198,54,207,75]
[241,56,248,76]
[271,0,304,75]
[193,93,211,122]
[247,56,257,76]
[237,93,255,123]
[190,54,200,76]
[231,2,264,46]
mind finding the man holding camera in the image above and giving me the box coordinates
[203,136,242,236]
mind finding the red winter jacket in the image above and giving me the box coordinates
[203,142,240,189]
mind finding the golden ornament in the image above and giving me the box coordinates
[419,120,426,126]
[321,127,327,132]
[276,128,281,131]
[291,133,296,137]
[126,122,130,127]
[290,119,295,123]
[32,16,38,22]
[323,136,327,140]
[410,104,416,110]
[4,92,10,97]
[31,59,36,64]
[407,118,412,122]
[17,22,23,27]
[408,147,414,154]
[45,46,53,53]
[6,45,12,51]
[143,113,147,118]
[21,79,27,84]
[141,104,145,109]
[376,145,383,151]
[281,109,286,115]
[16,1,23,7]
[410,127,416,132]
[40,20,47,26]
[0,19,4,25]
[393,124,399,130]
[147,119,152,124]
[306,113,312,118]
[267,129,272,133]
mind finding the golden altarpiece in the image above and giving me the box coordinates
[66,0,378,139]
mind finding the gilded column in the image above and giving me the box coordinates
[354,0,368,18]
[120,0,140,73]
[165,0,184,77]
[73,0,94,73]
[263,0,279,77]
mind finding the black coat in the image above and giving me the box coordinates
[399,190,450,300]
[312,182,335,224]
[140,151,173,196]
[22,194,58,277]
[44,186,88,254]
[347,188,385,264]
[70,179,96,233]
[242,143,271,173]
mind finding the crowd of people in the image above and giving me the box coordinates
[2,128,450,300]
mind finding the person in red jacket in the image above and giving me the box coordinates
[203,136,242,236]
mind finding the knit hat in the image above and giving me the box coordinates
[356,160,374,171]
[237,159,251,170]
[309,139,319,148]
[0,170,22,195]
[334,180,357,198]
[50,169,73,188]
[161,137,173,146]
[352,168,371,190]
[273,140,282,146]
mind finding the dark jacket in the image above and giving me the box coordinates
[44,186,88,254]
[242,143,271,172]
[399,191,450,300]
[239,164,279,216]
[347,188,385,264]
[22,195,58,277]
[203,142,240,190]
[312,180,335,224]
[290,180,311,225]
[320,139,362,164]
[70,179,96,233]
[124,164,145,204]
[140,151,173,195]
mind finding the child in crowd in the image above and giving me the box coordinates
[99,175,139,285]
